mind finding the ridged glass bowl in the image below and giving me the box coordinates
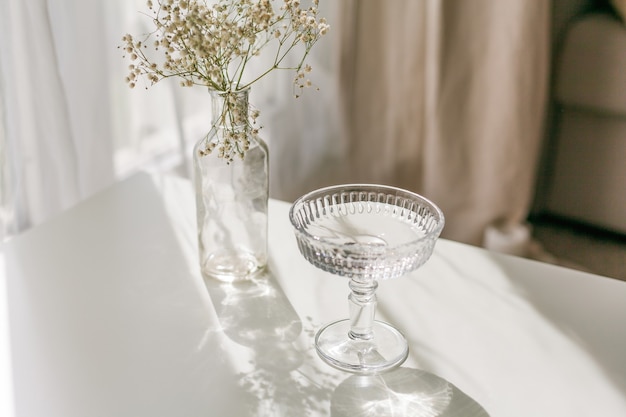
[289,184,444,374]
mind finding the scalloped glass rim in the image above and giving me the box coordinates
[289,184,445,253]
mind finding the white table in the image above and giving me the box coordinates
[1,172,625,417]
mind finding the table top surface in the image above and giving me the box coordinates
[1,172,625,417]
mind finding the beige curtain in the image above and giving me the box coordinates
[338,0,550,246]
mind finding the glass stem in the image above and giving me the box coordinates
[348,278,378,340]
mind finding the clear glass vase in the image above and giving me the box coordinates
[193,88,269,282]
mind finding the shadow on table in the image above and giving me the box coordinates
[203,266,489,417]
[203,267,337,416]
[331,367,489,417]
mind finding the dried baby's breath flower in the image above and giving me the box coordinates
[120,0,329,160]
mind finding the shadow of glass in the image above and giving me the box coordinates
[203,268,335,415]
[331,367,489,417]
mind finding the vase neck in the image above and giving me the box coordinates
[210,89,250,129]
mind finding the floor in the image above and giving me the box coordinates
[529,215,626,282]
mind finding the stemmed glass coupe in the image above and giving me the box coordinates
[289,184,444,374]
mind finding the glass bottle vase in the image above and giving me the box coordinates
[193,88,269,282]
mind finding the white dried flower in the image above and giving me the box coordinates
[121,0,329,159]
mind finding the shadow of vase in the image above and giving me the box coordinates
[203,267,334,415]
[203,268,303,362]
[331,367,489,417]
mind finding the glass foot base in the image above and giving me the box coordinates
[315,319,409,374]
[201,251,265,282]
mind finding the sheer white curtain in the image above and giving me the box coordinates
[0,0,344,240]
[1,0,84,237]
[0,0,125,238]
[0,0,201,239]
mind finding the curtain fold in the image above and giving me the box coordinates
[425,0,550,245]
[250,0,347,202]
[341,0,429,190]
[0,0,115,238]
[340,0,550,246]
